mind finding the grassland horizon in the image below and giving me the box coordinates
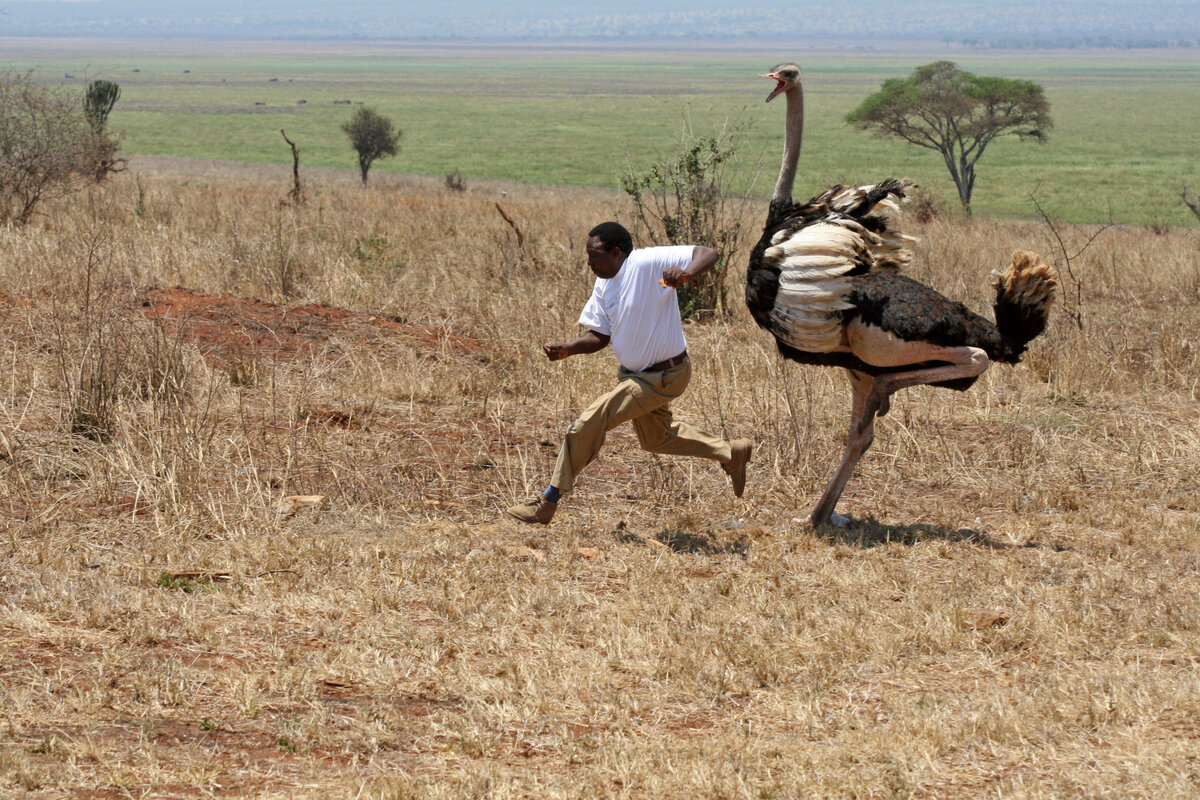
[6,36,1200,227]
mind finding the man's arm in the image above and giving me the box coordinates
[543,329,611,361]
[661,245,719,289]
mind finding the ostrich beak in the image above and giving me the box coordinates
[760,72,787,103]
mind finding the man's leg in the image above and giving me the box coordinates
[511,375,665,525]
[630,361,751,496]
[632,403,731,461]
[629,361,728,461]
[548,373,672,494]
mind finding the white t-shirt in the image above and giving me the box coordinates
[578,245,694,372]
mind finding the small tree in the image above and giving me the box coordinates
[621,126,756,319]
[341,107,401,185]
[0,71,98,225]
[83,79,122,181]
[846,61,1051,214]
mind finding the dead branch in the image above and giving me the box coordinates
[281,128,303,205]
[1030,192,1113,331]
[494,202,524,249]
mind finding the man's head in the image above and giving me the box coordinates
[586,222,633,279]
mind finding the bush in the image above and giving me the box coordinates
[47,223,195,442]
[0,71,103,225]
[910,186,947,224]
[445,169,466,192]
[620,125,755,320]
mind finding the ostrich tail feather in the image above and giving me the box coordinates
[991,250,1058,362]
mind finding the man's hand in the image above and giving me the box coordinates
[662,247,718,288]
[542,330,610,361]
[543,341,572,361]
[660,267,691,289]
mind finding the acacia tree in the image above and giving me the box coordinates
[0,71,98,225]
[341,107,401,185]
[846,61,1051,214]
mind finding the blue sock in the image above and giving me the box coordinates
[543,485,562,503]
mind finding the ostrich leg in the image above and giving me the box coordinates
[869,347,990,401]
[810,370,881,528]
[810,347,992,528]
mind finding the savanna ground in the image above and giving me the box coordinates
[2,40,1200,800]
[2,155,1199,799]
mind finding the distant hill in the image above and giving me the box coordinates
[2,0,1198,45]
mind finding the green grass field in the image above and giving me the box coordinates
[7,38,1200,225]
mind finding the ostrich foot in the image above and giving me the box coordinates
[792,515,849,527]
[809,510,852,529]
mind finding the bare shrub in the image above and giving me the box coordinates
[1031,191,1113,330]
[280,128,303,205]
[909,185,947,223]
[622,122,758,320]
[45,219,195,442]
[0,70,101,225]
[445,169,467,192]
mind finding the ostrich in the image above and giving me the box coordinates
[747,64,1059,528]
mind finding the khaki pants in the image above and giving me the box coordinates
[550,358,732,493]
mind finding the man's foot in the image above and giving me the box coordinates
[506,496,557,525]
[722,439,753,498]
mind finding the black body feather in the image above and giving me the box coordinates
[745,179,1038,393]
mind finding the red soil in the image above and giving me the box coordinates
[140,286,480,369]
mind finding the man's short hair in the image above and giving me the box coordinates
[588,222,633,255]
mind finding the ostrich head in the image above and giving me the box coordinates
[761,63,802,103]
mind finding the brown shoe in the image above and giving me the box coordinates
[722,439,752,498]
[506,496,557,525]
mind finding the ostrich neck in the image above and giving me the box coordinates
[772,85,804,205]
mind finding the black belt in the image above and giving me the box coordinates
[645,351,688,372]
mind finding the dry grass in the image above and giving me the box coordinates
[1,158,1198,798]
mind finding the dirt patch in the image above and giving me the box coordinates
[140,286,480,370]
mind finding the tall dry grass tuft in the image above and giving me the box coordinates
[0,161,1198,798]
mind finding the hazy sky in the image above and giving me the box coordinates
[2,0,1198,41]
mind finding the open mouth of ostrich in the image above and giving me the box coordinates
[761,73,787,102]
